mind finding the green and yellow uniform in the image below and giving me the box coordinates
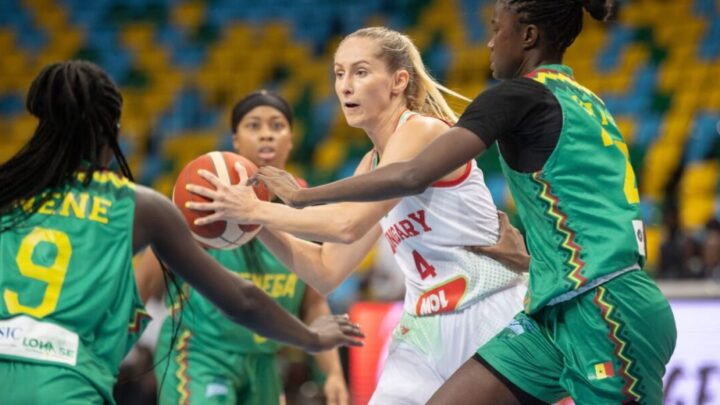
[459,65,676,404]
[156,240,307,405]
[0,170,149,404]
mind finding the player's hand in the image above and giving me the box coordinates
[252,166,305,208]
[466,211,530,273]
[323,371,350,405]
[186,163,260,225]
[307,314,364,354]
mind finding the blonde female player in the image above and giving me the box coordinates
[187,27,528,404]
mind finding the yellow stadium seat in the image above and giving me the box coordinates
[224,24,254,49]
[615,117,636,145]
[172,1,205,31]
[3,52,28,78]
[121,23,155,51]
[644,225,661,271]
[679,161,718,230]
[10,115,37,143]
[163,132,221,172]
[658,62,683,92]
[706,89,720,110]
[641,142,681,198]
[313,137,345,172]
[137,49,170,72]
[0,28,15,53]
[152,173,176,198]
[263,23,289,48]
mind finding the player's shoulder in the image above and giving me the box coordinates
[394,114,449,142]
[134,184,175,214]
[406,113,451,131]
[481,78,550,100]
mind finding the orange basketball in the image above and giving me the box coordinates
[172,151,270,249]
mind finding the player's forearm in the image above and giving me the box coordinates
[257,230,346,294]
[221,278,321,351]
[303,295,345,376]
[315,347,344,375]
[253,201,364,243]
[257,229,371,295]
[292,161,424,206]
[291,127,487,206]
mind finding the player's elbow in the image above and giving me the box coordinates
[223,284,264,323]
[313,281,336,297]
[399,167,430,195]
[336,217,366,244]
[317,270,350,296]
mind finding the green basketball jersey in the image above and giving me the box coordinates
[167,239,307,354]
[501,65,645,314]
[0,170,149,403]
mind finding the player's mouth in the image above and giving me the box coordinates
[344,102,360,112]
[258,146,276,161]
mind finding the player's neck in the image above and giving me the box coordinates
[365,102,408,156]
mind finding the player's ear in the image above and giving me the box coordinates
[522,24,539,49]
[392,69,410,96]
[231,132,241,152]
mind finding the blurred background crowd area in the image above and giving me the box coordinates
[1,0,720,403]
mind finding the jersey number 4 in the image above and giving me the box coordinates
[3,227,71,318]
[412,250,437,280]
[573,95,640,204]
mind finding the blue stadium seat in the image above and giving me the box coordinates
[684,112,720,163]
[597,25,633,72]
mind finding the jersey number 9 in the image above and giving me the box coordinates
[3,227,71,318]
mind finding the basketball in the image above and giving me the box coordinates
[172,151,270,249]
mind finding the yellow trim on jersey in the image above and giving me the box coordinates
[75,171,135,190]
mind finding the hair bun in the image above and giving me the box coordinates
[583,0,615,22]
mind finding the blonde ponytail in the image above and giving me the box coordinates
[341,27,470,124]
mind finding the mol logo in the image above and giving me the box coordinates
[415,277,467,316]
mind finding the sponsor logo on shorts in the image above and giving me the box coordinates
[205,381,229,398]
[415,277,467,316]
[505,319,526,336]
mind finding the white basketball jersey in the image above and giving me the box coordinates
[379,112,523,316]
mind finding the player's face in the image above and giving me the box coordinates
[334,37,396,129]
[232,106,293,169]
[488,1,526,80]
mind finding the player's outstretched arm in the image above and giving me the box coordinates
[259,127,487,207]
[187,151,394,244]
[256,225,381,295]
[132,185,364,353]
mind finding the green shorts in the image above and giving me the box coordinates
[155,328,282,405]
[477,270,676,404]
[0,360,105,404]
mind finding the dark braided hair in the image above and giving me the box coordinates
[0,60,132,228]
[506,0,616,53]
[0,61,189,388]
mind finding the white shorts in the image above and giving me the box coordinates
[369,283,526,405]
